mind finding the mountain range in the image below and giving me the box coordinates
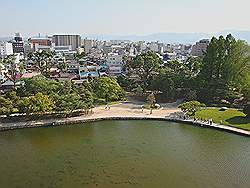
[1,30,249,44]
[82,30,250,44]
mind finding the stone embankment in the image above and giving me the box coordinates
[165,117,250,137]
[0,115,249,137]
[0,104,249,136]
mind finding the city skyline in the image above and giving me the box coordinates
[1,0,250,37]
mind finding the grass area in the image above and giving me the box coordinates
[195,108,250,131]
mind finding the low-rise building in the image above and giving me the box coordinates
[29,37,52,51]
[53,46,71,53]
[105,53,123,75]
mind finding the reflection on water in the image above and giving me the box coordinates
[0,120,249,188]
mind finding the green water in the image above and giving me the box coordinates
[0,120,249,188]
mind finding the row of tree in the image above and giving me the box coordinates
[0,76,124,116]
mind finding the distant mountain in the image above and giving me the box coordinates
[0,37,12,42]
[83,30,250,44]
[1,30,249,44]
[82,33,207,44]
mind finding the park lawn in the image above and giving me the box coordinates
[195,108,250,131]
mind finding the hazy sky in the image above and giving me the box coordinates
[0,0,250,36]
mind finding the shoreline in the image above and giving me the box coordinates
[0,103,249,137]
[0,115,249,137]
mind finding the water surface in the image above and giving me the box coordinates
[0,120,249,188]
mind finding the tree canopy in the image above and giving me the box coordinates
[197,34,250,103]
[178,101,206,115]
[91,77,124,102]
[27,50,55,77]
[127,51,163,90]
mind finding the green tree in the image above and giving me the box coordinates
[92,77,124,102]
[147,93,156,114]
[5,90,20,110]
[150,68,177,100]
[243,103,250,117]
[185,56,203,77]
[241,73,250,102]
[18,76,62,96]
[2,55,22,89]
[54,93,85,114]
[0,96,14,116]
[28,50,55,77]
[132,85,144,96]
[18,93,54,114]
[78,83,94,113]
[60,80,76,95]
[57,57,67,73]
[74,52,86,65]
[129,51,162,90]
[197,34,250,103]
[117,75,135,91]
[17,97,30,114]
[178,101,205,116]
[165,60,187,74]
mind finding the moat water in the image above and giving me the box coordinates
[0,120,249,188]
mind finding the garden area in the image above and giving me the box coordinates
[195,108,250,131]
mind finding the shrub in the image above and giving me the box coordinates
[178,101,206,115]
[94,98,106,105]
[243,103,250,117]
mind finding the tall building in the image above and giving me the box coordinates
[12,33,24,54]
[191,39,209,57]
[14,32,23,42]
[52,34,81,51]
[0,42,13,56]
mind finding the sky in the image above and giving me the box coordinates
[0,0,250,37]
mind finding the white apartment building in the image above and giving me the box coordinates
[106,53,123,75]
[0,42,13,56]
